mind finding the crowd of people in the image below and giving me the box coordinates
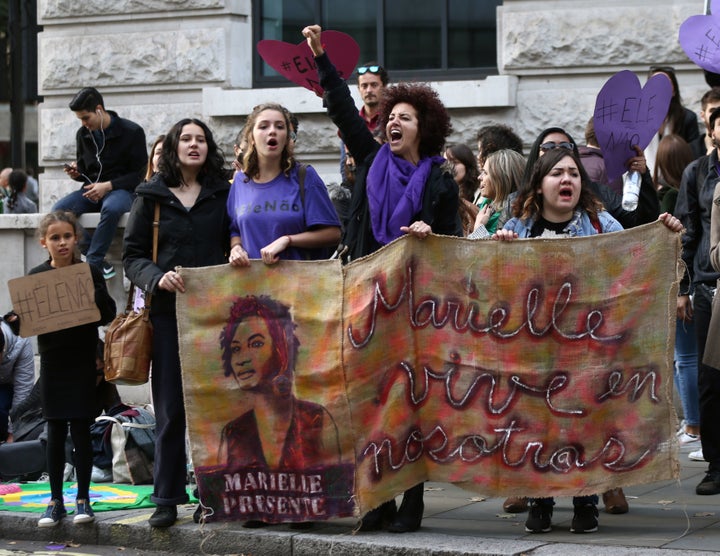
[3,28,715,537]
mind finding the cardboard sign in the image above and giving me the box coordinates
[593,70,672,181]
[679,0,720,73]
[257,30,360,96]
[8,263,100,337]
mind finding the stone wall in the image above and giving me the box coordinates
[22,0,710,276]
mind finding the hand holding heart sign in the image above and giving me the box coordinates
[257,31,360,97]
[593,70,672,182]
[679,0,720,74]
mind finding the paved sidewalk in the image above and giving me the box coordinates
[0,442,718,555]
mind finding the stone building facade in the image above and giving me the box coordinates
[0,0,708,314]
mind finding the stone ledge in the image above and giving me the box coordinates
[0,212,129,230]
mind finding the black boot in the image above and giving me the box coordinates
[148,504,177,528]
[387,483,424,533]
[358,499,397,532]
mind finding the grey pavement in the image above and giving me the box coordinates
[1,441,719,556]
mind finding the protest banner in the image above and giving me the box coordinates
[7,263,100,337]
[177,222,681,521]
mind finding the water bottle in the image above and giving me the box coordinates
[621,171,641,211]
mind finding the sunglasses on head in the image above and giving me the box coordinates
[539,141,575,152]
[357,65,381,75]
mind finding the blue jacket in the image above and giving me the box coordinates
[0,320,35,433]
[503,209,623,237]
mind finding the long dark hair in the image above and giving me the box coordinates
[158,118,226,187]
[446,144,480,202]
[649,66,685,136]
[516,148,603,221]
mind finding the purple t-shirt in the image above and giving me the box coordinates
[227,164,340,260]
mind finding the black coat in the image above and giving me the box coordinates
[316,53,463,261]
[73,110,148,193]
[28,261,116,419]
[122,174,231,316]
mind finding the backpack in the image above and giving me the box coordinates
[92,405,155,484]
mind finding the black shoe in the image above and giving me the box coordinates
[242,520,269,528]
[696,471,720,495]
[358,499,397,532]
[101,260,116,280]
[387,483,424,533]
[289,521,314,530]
[148,504,177,528]
[570,503,599,533]
[525,501,552,533]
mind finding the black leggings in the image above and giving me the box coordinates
[46,418,93,502]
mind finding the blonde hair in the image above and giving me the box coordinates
[485,149,525,206]
[241,103,295,181]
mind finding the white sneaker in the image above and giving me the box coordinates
[689,448,705,461]
[678,432,700,445]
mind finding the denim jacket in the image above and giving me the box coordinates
[503,209,623,237]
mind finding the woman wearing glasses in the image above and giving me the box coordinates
[519,127,660,230]
[493,147,682,533]
[303,24,463,533]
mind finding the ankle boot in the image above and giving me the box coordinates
[358,499,397,532]
[387,483,424,533]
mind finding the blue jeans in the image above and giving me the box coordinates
[53,188,133,268]
[674,317,700,427]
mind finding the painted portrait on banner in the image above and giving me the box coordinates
[177,222,680,521]
[177,261,355,524]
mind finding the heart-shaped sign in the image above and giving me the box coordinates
[593,70,672,182]
[679,0,720,73]
[257,31,360,96]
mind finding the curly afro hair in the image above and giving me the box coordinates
[378,83,452,158]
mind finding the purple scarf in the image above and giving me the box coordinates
[366,143,444,244]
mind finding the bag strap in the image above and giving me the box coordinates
[121,202,160,316]
[95,415,154,430]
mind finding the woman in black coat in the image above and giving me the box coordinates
[123,118,230,528]
[303,24,463,533]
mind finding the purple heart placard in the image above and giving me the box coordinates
[257,31,360,96]
[679,0,720,73]
[593,70,672,182]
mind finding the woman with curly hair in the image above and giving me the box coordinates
[123,118,231,528]
[227,103,340,266]
[302,24,463,533]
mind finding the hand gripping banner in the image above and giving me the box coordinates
[177,222,681,523]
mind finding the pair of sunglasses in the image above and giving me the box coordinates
[357,65,381,75]
[539,141,575,152]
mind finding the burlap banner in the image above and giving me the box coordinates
[177,221,681,523]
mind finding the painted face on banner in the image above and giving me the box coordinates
[230,316,277,390]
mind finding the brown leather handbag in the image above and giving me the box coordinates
[104,203,159,385]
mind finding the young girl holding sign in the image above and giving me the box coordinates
[493,148,681,534]
[29,211,116,527]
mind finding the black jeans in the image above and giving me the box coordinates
[693,284,720,473]
[149,313,190,506]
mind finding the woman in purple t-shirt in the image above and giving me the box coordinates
[227,103,341,266]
